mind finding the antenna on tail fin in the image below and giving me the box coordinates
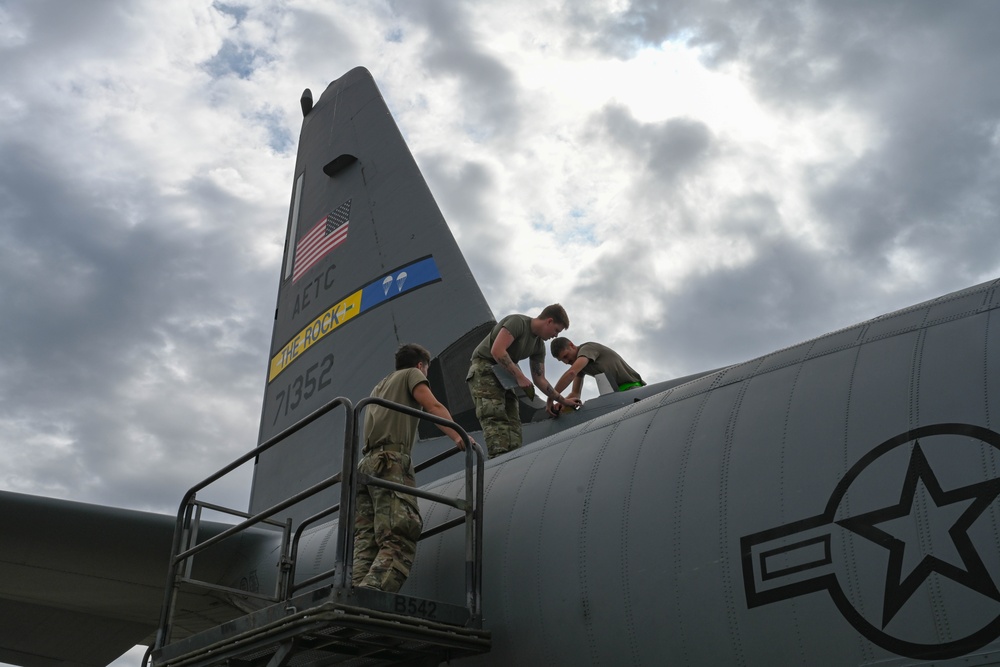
[249,67,494,520]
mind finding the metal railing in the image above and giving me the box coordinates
[285,396,485,622]
[152,391,485,657]
[152,396,353,651]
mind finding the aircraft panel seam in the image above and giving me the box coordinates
[988,280,1000,310]
[864,280,996,321]
[533,437,577,667]
[838,343,877,663]
[672,389,712,665]
[622,414,654,665]
[656,306,994,412]
[719,356,764,667]
[863,308,985,344]
[723,282,998,381]
[499,448,535,647]
[757,280,996,360]
[986,307,995,433]
[980,307,1000,574]
[577,421,618,665]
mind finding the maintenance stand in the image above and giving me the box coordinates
[148,396,489,667]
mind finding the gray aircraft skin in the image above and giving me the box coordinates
[3,66,1000,666]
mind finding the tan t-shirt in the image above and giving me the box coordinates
[576,342,643,388]
[470,314,545,365]
[363,367,427,452]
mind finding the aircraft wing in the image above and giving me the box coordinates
[0,490,275,667]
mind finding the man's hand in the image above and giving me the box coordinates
[452,435,479,452]
[547,398,563,418]
[562,396,583,410]
[548,395,580,417]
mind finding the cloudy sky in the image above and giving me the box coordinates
[3,0,1000,524]
[2,0,1000,663]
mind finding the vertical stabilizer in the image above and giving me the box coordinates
[250,67,493,519]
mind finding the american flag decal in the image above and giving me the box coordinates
[292,199,351,282]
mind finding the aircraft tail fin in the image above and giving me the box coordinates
[249,68,494,519]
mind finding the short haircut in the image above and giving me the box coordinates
[395,343,431,370]
[550,337,572,357]
[538,303,569,328]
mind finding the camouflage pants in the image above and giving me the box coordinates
[352,449,422,592]
[467,360,522,457]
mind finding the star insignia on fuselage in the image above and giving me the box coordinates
[837,441,1000,628]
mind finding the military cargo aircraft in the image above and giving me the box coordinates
[3,67,1000,666]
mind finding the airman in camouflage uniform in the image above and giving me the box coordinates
[353,343,471,592]
[466,305,582,458]
[467,358,523,455]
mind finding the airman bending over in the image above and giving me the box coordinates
[549,338,645,415]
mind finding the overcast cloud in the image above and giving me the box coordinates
[3,1,999,663]
[2,0,999,531]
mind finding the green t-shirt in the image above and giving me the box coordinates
[470,314,545,365]
[363,367,427,452]
[576,342,643,388]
